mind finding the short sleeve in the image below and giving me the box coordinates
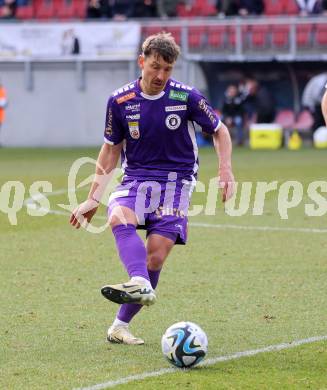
[104,95,125,145]
[188,90,221,134]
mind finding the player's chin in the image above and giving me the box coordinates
[152,83,164,92]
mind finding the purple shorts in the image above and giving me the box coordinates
[107,176,195,245]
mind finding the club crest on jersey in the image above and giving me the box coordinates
[165,114,181,130]
[128,121,140,139]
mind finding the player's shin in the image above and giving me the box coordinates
[112,223,149,281]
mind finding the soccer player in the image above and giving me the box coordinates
[70,32,235,345]
[322,85,327,126]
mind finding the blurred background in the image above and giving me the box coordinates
[0,0,327,148]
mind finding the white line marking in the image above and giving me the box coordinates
[74,335,327,390]
[24,188,327,234]
[190,222,327,234]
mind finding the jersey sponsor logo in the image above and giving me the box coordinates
[117,92,136,104]
[165,114,181,130]
[198,98,216,124]
[169,90,189,102]
[105,108,113,136]
[126,113,140,120]
[128,121,140,139]
[125,103,140,112]
[165,105,187,112]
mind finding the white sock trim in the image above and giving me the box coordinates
[112,318,129,328]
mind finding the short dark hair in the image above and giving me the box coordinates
[142,32,180,64]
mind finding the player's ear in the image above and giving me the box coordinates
[138,55,144,69]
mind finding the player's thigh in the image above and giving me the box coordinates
[109,205,138,227]
[146,234,175,270]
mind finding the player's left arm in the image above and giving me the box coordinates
[213,123,235,202]
[321,88,327,126]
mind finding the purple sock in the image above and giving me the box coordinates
[112,224,149,280]
[117,269,161,323]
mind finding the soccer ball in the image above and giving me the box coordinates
[161,321,208,368]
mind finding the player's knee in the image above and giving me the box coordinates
[109,214,123,228]
[147,253,165,271]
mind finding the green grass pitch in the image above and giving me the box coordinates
[1,147,327,389]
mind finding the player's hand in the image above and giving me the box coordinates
[70,198,99,229]
[218,168,235,202]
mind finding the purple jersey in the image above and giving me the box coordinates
[104,78,221,180]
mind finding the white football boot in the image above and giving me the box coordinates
[101,279,156,306]
[107,325,144,345]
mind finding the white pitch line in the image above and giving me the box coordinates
[74,335,327,390]
[24,188,327,234]
[190,221,327,234]
[36,208,327,234]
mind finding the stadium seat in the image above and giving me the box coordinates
[227,25,249,49]
[271,25,290,48]
[34,0,56,19]
[73,0,87,19]
[207,25,226,49]
[296,24,313,48]
[176,3,195,17]
[15,3,34,19]
[250,25,270,49]
[264,0,284,15]
[55,0,78,20]
[293,110,313,133]
[165,26,181,45]
[192,0,216,16]
[284,0,299,15]
[188,26,207,49]
[142,26,162,41]
[315,24,327,47]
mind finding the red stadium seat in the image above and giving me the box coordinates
[176,3,194,17]
[165,27,182,45]
[316,24,327,47]
[264,0,284,15]
[227,25,249,48]
[284,0,299,15]
[296,24,313,47]
[250,25,270,48]
[55,0,79,20]
[188,26,206,49]
[207,25,226,48]
[73,0,86,19]
[15,4,34,19]
[143,26,162,40]
[271,25,290,48]
[34,0,56,19]
[193,0,216,16]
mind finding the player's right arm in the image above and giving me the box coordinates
[321,87,327,126]
[70,142,123,229]
[70,94,125,229]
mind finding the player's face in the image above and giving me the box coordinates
[138,54,174,95]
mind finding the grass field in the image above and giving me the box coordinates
[1,147,327,390]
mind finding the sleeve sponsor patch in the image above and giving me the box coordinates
[116,92,136,104]
[169,90,189,102]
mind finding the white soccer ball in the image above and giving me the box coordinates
[161,321,208,368]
